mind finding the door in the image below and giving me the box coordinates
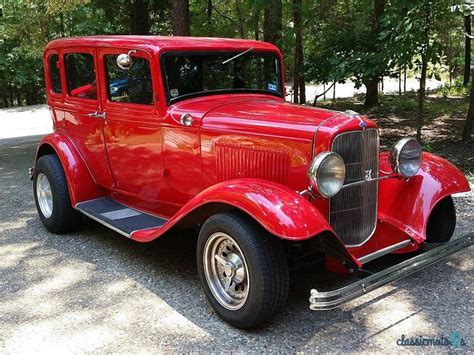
[98,48,173,203]
[62,48,114,187]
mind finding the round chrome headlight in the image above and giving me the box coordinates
[308,152,345,198]
[389,138,422,178]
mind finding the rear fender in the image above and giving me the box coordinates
[131,179,360,267]
[379,152,470,243]
[34,131,103,205]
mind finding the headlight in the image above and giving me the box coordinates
[308,152,345,198]
[389,138,422,178]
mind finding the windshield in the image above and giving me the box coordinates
[161,51,282,103]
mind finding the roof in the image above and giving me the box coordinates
[45,35,279,54]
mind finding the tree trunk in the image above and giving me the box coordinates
[293,0,303,104]
[464,15,471,85]
[399,70,402,95]
[299,77,306,104]
[207,0,213,35]
[364,79,379,107]
[333,82,336,101]
[362,0,385,107]
[404,68,407,93]
[417,3,432,141]
[130,0,150,35]
[293,79,299,104]
[253,7,260,40]
[236,0,245,38]
[463,79,474,141]
[263,0,282,47]
[172,0,191,36]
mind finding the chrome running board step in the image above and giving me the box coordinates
[309,233,473,310]
[75,197,167,238]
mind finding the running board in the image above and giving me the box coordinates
[309,233,473,310]
[75,197,167,238]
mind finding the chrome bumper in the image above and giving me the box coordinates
[309,233,473,310]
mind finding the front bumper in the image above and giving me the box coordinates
[309,232,473,310]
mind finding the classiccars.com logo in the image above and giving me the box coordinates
[396,332,467,347]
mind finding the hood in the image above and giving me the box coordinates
[169,94,341,140]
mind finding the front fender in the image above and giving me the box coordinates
[379,152,470,243]
[35,131,103,205]
[133,178,334,241]
[132,178,360,266]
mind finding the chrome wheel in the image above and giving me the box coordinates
[36,172,53,218]
[203,232,249,310]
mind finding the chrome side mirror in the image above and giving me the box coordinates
[116,50,136,70]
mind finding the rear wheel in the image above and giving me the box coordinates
[33,154,82,234]
[197,212,289,328]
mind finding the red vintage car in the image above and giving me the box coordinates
[32,36,472,328]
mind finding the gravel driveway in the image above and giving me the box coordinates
[0,114,472,352]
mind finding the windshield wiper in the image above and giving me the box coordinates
[222,47,254,65]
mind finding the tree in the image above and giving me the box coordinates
[171,0,190,36]
[130,0,151,35]
[292,0,305,104]
[464,0,472,85]
[263,0,282,47]
[464,78,474,141]
[363,0,386,108]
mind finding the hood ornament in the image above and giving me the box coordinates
[345,110,367,130]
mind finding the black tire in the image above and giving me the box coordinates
[33,154,82,234]
[197,212,289,328]
[425,196,456,243]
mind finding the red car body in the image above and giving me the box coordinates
[34,36,471,326]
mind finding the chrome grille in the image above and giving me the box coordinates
[330,129,379,246]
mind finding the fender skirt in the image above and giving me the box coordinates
[378,152,470,244]
[34,131,103,205]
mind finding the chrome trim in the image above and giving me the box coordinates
[309,233,473,310]
[358,239,413,264]
[340,174,397,190]
[75,203,131,238]
[299,189,320,200]
[180,113,193,127]
[86,111,106,119]
[330,128,379,246]
[308,151,345,198]
[389,137,422,178]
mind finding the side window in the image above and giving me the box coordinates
[65,53,97,100]
[104,55,153,105]
[49,54,62,94]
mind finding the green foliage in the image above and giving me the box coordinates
[438,78,471,98]
[0,0,470,108]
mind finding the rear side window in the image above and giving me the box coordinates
[48,54,62,94]
[104,55,153,105]
[65,53,97,99]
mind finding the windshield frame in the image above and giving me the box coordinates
[159,50,284,105]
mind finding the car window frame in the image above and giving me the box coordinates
[63,48,100,103]
[46,52,63,98]
[159,49,284,105]
[98,48,157,113]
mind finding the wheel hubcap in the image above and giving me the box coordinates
[203,232,249,310]
[36,173,53,218]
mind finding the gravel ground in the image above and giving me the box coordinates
[0,133,473,352]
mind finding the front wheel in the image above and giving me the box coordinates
[197,212,289,328]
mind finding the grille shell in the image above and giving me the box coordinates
[330,129,379,246]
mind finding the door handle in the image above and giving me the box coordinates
[86,111,106,119]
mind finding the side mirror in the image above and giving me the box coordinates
[116,50,136,70]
